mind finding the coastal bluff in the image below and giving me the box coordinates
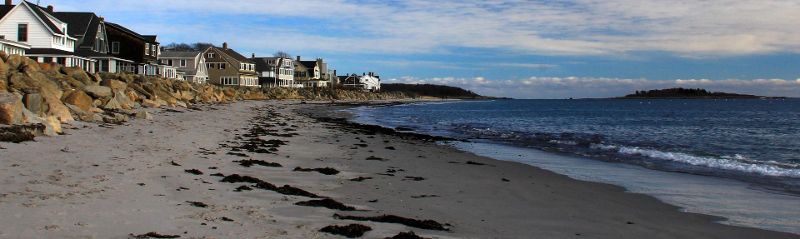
[0,52,407,142]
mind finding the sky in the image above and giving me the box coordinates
[44,0,800,98]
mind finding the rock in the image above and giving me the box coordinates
[83,85,113,99]
[141,99,160,108]
[102,97,122,110]
[175,101,187,108]
[63,90,93,112]
[22,93,48,116]
[156,99,168,107]
[101,79,127,92]
[65,104,97,122]
[6,54,38,72]
[103,113,129,124]
[60,67,94,86]
[21,108,61,136]
[113,90,135,109]
[135,110,153,120]
[0,92,24,125]
[0,124,42,142]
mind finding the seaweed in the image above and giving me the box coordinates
[366,156,388,161]
[220,174,323,198]
[129,232,180,238]
[295,198,356,211]
[184,169,203,175]
[293,167,340,175]
[350,176,373,182]
[319,224,372,238]
[187,201,208,208]
[385,231,430,239]
[334,214,448,231]
[235,160,282,168]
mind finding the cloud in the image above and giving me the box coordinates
[46,0,800,57]
[388,76,800,99]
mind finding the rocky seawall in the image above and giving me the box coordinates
[0,53,407,141]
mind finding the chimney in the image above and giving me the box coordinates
[5,0,11,6]
[46,5,53,13]
[333,70,336,76]
[251,53,255,58]
[99,16,104,22]
[222,42,228,50]
[296,56,300,61]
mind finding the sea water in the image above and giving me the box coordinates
[348,99,800,234]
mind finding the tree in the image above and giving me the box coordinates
[274,51,292,58]
[192,42,215,50]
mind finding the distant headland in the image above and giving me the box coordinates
[382,83,506,99]
[618,88,784,99]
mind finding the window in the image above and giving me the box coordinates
[112,42,120,54]
[220,63,226,69]
[207,53,214,58]
[167,59,173,66]
[180,60,186,67]
[145,43,150,56]
[18,24,27,42]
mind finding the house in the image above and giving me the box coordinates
[251,56,295,88]
[50,11,134,73]
[104,21,161,76]
[203,42,258,87]
[160,50,209,84]
[0,1,94,71]
[294,56,330,88]
[339,72,381,92]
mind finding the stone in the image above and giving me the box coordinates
[0,92,24,125]
[63,90,93,112]
[141,99,160,108]
[23,93,48,116]
[60,67,94,85]
[66,104,97,122]
[21,108,61,136]
[135,110,153,120]
[113,90,135,109]
[83,85,113,99]
[103,113,129,124]
[102,97,123,110]
[0,124,42,143]
[175,101,187,108]
[101,79,127,92]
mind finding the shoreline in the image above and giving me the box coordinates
[0,100,795,238]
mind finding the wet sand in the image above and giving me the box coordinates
[0,100,795,238]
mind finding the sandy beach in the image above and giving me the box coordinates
[0,100,795,239]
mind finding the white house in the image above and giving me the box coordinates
[340,72,381,92]
[0,1,93,69]
[160,50,209,83]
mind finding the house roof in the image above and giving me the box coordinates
[51,12,101,48]
[251,57,278,72]
[24,1,64,35]
[0,5,14,18]
[223,48,254,63]
[142,35,158,44]
[299,60,317,69]
[161,51,200,58]
[104,21,145,41]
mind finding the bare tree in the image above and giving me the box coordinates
[274,51,292,58]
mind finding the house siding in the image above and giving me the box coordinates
[0,5,72,52]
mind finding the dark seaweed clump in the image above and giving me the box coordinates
[129,232,180,238]
[385,231,430,239]
[319,224,372,238]
[334,214,448,231]
[235,159,282,168]
[293,167,340,175]
[295,198,356,211]
[220,174,322,198]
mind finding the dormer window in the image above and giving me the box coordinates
[207,53,214,58]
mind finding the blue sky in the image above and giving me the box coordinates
[46,0,800,98]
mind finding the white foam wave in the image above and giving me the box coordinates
[615,146,800,178]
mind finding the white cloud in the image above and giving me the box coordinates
[388,76,800,99]
[46,0,800,57]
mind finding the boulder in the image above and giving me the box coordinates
[60,67,94,86]
[102,97,123,110]
[101,79,128,92]
[83,85,113,99]
[113,90,135,109]
[63,90,93,112]
[22,93,48,116]
[102,113,129,124]
[141,99,160,108]
[0,92,24,125]
[65,104,97,122]
[135,110,153,120]
[0,124,42,143]
[175,101,187,108]
[21,108,61,136]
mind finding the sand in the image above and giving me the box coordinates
[0,100,795,239]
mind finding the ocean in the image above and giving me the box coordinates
[348,99,800,234]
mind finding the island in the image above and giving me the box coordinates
[619,88,782,99]
[381,83,504,99]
